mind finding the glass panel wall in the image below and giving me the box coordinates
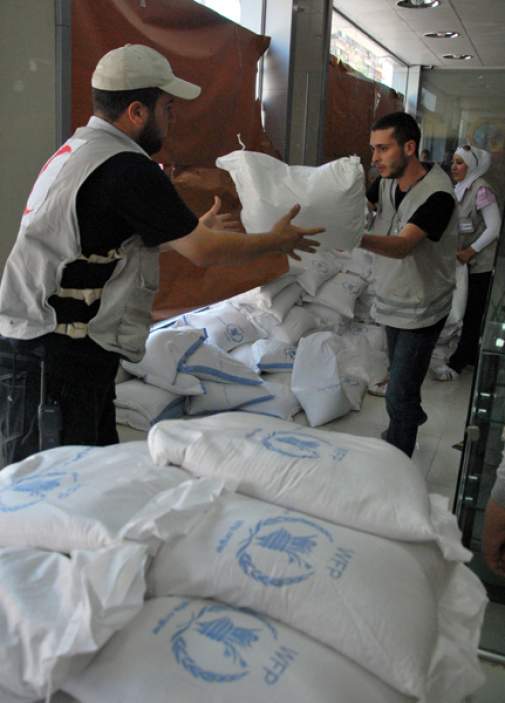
[418,69,505,207]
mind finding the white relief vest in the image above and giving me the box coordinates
[457,177,497,274]
[0,121,160,362]
[371,164,458,329]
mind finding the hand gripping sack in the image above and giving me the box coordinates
[216,150,365,251]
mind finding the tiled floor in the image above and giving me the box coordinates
[117,367,505,701]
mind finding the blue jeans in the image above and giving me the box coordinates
[383,317,447,457]
[0,337,119,468]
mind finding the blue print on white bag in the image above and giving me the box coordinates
[171,603,277,683]
[0,447,92,513]
[247,428,349,462]
[0,470,81,512]
[236,515,334,587]
[225,323,245,345]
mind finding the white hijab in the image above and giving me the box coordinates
[454,145,491,202]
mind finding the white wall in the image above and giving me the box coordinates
[0,0,57,271]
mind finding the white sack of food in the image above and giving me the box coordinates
[242,380,301,420]
[347,320,387,352]
[228,342,257,370]
[63,596,411,703]
[0,543,148,702]
[302,272,366,319]
[345,247,376,282]
[229,274,297,310]
[291,332,366,424]
[179,301,262,351]
[0,442,225,553]
[296,249,345,296]
[115,379,185,431]
[179,342,262,385]
[186,381,275,416]
[252,339,297,373]
[247,305,317,345]
[216,151,365,251]
[122,326,205,395]
[147,412,470,556]
[145,492,482,699]
[302,301,350,333]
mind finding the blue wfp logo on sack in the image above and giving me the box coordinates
[236,515,334,587]
[246,428,348,462]
[0,447,92,512]
[168,603,278,683]
[225,323,245,345]
[0,470,81,512]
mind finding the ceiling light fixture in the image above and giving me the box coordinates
[424,31,460,38]
[397,0,441,9]
[443,53,473,60]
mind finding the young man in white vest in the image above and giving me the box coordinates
[0,44,322,466]
[361,112,457,457]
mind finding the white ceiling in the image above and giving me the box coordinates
[332,0,505,69]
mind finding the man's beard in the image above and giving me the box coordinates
[137,114,163,155]
[388,152,409,179]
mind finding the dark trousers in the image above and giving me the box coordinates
[449,271,492,373]
[384,316,447,458]
[0,341,119,468]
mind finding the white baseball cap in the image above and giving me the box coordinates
[91,44,201,100]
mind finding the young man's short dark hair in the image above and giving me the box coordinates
[371,112,421,156]
[92,87,164,121]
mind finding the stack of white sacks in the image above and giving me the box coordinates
[116,247,389,431]
[0,416,487,702]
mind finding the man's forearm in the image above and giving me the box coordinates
[360,233,412,259]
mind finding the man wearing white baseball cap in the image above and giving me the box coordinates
[0,44,322,465]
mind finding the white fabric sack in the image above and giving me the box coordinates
[228,342,257,370]
[122,326,205,395]
[248,306,316,345]
[115,379,184,432]
[303,272,366,319]
[0,442,225,553]
[0,543,148,702]
[179,302,262,351]
[354,287,377,324]
[216,150,365,251]
[296,250,345,296]
[148,412,470,555]
[64,596,411,703]
[186,381,275,416]
[263,282,302,321]
[336,332,388,397]
[252,339,297,373]
[348,320,387,352]
[302,301,350,333]
[345,247,376,282]
[242,380,301,420]
[179,342,262,385]
[229,274,297,310]
[146,492,458,698]
[291,332,359,424]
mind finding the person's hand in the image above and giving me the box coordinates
[271,204,324,261]
[200,195,241,231]
[482,498,505,577]
[456,247,476,265]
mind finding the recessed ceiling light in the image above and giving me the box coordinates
[397,0,441,9]
[442,53,473,60]
[424,31,460,38]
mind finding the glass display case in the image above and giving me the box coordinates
[454,210,505,659]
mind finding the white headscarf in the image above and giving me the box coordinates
[454,145,492,202]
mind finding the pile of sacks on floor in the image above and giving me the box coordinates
[0,414,488,703]
[116,247,389,431]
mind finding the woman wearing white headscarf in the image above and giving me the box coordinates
[433,145,502,381]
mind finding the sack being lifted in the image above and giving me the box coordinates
[216,151,365,253]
